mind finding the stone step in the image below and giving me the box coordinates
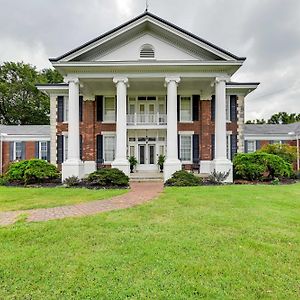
[129,171,164,182]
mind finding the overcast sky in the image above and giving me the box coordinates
[0,0,299,120]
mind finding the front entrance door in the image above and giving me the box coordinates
[138,143,156,170]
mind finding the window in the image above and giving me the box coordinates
[180,96,192,122]
[247,141,256,153]
[226,135,231,160]
[64,136,68,162]
[159,145,165,156]
[226,96,231,122]
[180,135,192,162]
[103,97,115,122]
[64,97,69,122]
[15,142,23,160]
[129,146,135,157]
[104,136,115,162]
[40,142,48,160]
[140,44,155,59]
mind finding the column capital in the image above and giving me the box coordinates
[215,76,229,84]
[113,76,129,86]
[64,76,79,84]
[165,76,181,85]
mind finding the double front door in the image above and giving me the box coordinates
[138,144,156,165]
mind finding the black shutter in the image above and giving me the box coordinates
[193,134,200,163]
[35,141,40,159]
[47,141,50,162]
[21,142,26,160]
[96,96,103,122]
[178,134,180,160]
[57,135,64,164]
[9,142,14,161]
[177,95,180,122]
[211,95,215,121]
[57,96,64,122]
[192,95,200,121]
[96,135,103,163]
[244,140,248,153]
[80,135,83,160]
[230,95,237,122]
[256,140,261,151]
[211,134,215,160]
[230,134,237,161]
[79,96,83,122]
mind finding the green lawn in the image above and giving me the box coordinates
[0,184,300,299]
[0,187,127,211]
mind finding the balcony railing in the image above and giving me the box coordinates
[127,113,167,125]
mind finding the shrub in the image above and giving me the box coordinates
[5,159,60,184]
[207,169,230,185]
[63,176,80,187]
[258,143,297,164]
[86,168,129,188]
[165,170,202,187]
[0,175,8,186]
[233,152,293,181]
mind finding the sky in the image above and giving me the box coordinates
[0,0,299,121]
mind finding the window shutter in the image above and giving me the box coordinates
[230,95,237,122]
[211,134,215,160]
[57,96,64,122]
[79,96,83,122]
[80,135,83,160]
[230,134,237,161]
[96,96,103,122]
[177,95,180,122]
[47,141,50,162]
[9,142,14,161]
[21,142,26,160]
[256,140,261,151]
[35,141,40,158]
[193,134,200,163]
[192,95,200,121]
[177,134,180,160]
[96,135,103,163]
[57,135,64,164]
[211,95,215,121]
[244,140,248,153]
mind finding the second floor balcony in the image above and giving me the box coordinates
[127,113,167,126]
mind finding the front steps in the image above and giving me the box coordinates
[130,171,164,182]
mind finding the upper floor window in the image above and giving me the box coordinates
[140,44,155,59]
[64,96,69,122]
[180,96,192,122]
[103,96,116,122]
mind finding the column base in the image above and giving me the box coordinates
[111,159,130,176]
[62,159,84,181]
[164,159,182,182]
[83,161,96,177]
[213,159,233,183]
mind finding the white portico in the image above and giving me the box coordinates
[37,11,259,182]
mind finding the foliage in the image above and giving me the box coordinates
[5,159,60,184]
[165,170,202,186]
[0,187,126,211]
[157,155,165,167]
[271,178,280,185]
[207,169,230,184]
[128,156,138,167]
[257,143,297,164]
[86,168,129,188]
[63,176,81,187]
[0,61,63,125]
[233,152,293,181]
[0,175,8,186]
[246,111,300,124]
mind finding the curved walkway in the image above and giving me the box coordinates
[0,182,163,226]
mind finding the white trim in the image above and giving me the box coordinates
[2,135,50,142]
[178,131,194,135]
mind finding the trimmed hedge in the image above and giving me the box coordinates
[233,152,293,181]
[165,170,202,187]
[86,168,129,188]
[5,159,60,184]
[258,143,297,164]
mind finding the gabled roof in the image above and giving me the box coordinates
[50,11,246,62]
[0,125,50,136]
[244,122,300,136]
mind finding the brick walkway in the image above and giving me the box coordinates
[0,182,163,226]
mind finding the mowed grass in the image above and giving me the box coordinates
[0,184,300,299]
[0,187,127,211]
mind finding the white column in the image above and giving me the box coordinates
[164,76,182,181]
[112,76,130,176]
[62,77,83,180]
[213,77,233,182]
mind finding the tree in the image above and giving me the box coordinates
[0,62,63,125]
[246,119,266,124]
[267,112,300,124]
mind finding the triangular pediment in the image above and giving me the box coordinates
[51,12,245,63]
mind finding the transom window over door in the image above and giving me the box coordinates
[180,96,192,122]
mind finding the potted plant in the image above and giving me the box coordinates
[157,155,166,173]
[128,156,138,173]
